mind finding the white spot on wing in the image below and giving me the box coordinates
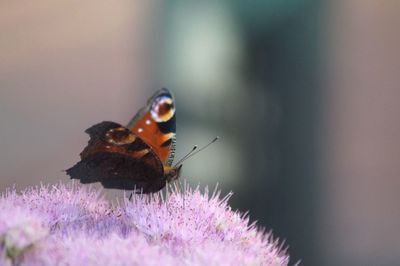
[145,119,151,125]
[138,128,143,133]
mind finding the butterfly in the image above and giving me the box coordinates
[66,88,182,193]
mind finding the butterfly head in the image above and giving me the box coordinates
[164,136,219,184]
[164,164,183,183]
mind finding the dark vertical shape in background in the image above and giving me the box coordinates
[159,0,323,264]
[232,2,323,265]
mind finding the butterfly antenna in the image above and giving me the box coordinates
[174,145,198,167]
[176,136,219,166]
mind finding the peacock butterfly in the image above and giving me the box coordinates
[66,88,182,193]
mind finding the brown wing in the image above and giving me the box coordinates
[66,121,167,193]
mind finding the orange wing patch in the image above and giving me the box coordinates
[127,88,176,166]
[130,112,173,163]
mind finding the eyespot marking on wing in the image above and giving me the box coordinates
[105,127,136,145]
[150,96,175,122]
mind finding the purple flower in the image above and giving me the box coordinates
[0,182,289,265]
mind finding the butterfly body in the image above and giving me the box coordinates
[66,88,181,193]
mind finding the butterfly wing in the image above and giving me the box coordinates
[127,88,176,166]
[66,121,166,193]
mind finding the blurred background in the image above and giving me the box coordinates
[1,1,400,265]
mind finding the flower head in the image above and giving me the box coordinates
[0,182,289,265]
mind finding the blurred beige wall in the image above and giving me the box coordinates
[323,0,400,264]
[0,1,157,189]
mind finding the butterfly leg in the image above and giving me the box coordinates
[128,192,133,201]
